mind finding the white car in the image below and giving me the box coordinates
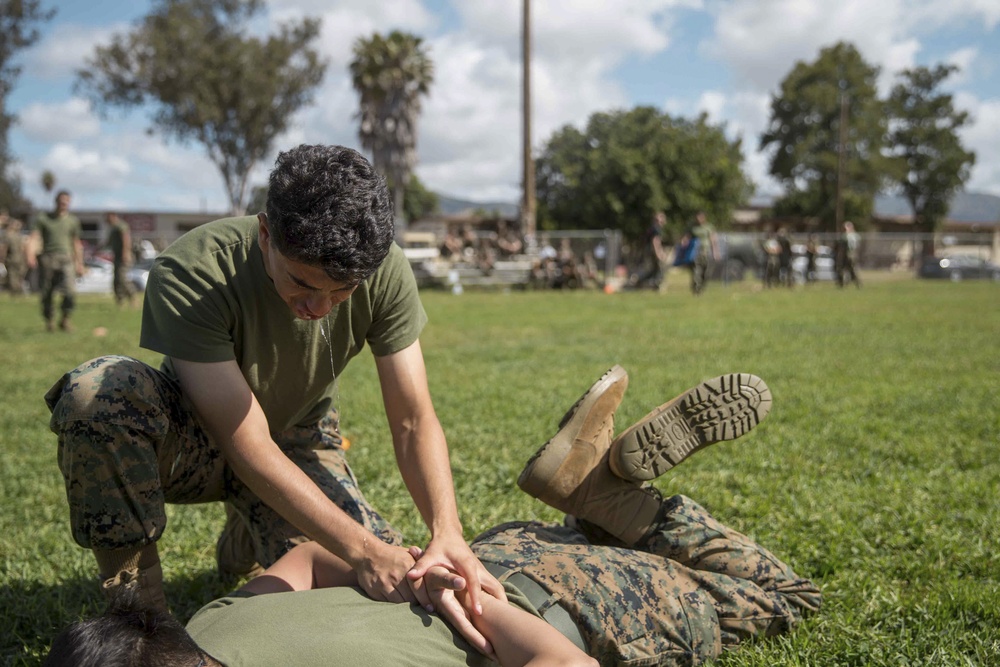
[76,258,115,294]
[791,244,837,283]
[127,258,155,291]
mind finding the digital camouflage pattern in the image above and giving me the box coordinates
[471,494,821,667]
[46,355,402,566]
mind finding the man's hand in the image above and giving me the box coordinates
[352,539,422,604]
[406,531,507,616]
[417,552,494,657]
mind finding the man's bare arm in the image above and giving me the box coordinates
[375,342,505,605]
[170,357,422,604]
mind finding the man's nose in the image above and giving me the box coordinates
[306,293,333,317]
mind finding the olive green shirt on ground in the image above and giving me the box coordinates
[186,584,537,667]
[139,216,427,432]
[30,212,81,255]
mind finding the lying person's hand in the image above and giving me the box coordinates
[407,531,508,618]
[418,554,494,658]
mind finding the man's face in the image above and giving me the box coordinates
[257,214,358,320]
[56,194,71,214]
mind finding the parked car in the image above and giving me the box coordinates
[127,257,155,291]
[75,258,115,294]
[76,256,155,294]
[918,255,1000,282]
[709,234,765,282]
[791,244,837,283]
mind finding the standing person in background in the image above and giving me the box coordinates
[804,234,819,284]
[762,232,781,289]
[777,227,793,288]
[2,213,29,296]
[103,212,135,307]
[837,221,862,288]
[629,211,669,291]
[26,190,84,331]
[683,211,720,296]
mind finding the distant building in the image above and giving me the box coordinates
[71,209,227,253]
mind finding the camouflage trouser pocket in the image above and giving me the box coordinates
[47,355,225,549]
[472,521,722,666]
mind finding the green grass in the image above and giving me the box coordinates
[2,277,999,665]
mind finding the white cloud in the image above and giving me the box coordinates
[268,0,436,69]
[456,0,697,63]
[21,143,131,197]
[697,91,727,123]
[24,23,121,79]
[908,0,1000,31]
[955,92,1000,196]
[693,90,779,194]
[705,0,922,92]
[945,47,978,85]
[17,98,100,142]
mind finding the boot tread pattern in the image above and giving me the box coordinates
[613,373,771,481]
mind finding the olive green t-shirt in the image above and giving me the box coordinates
[108,220,129,263]
[186,584,538,667]
[31,212,81,255]
[691,223,715,259]
[139,216,427,432]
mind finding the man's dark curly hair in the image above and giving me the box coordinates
[264,144,395,284]
[43,587,214,667]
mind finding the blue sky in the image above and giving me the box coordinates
[7,0,1000,214]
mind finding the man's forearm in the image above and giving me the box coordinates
[393,417,463,537]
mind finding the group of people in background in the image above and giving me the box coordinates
[438,220,604,290]
[630,210,720,295]
[763,221,862,289]
[0,191,138,332]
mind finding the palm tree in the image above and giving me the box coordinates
[41,170,56,195]
[350,31,433,236]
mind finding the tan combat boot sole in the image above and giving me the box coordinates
[609,373,771,482]
[517,365,628,509]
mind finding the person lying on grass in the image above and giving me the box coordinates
[45,368,821,667]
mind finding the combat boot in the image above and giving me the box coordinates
[216,503,264,582]
[101,563,169,614]
[609,373,772,482]
[518,366,664,545]
[95,543,168,614]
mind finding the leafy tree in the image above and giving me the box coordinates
[760,42,889,230]
[350,31,433,234]
[77,0,327,215]
[535,106,751,242]
[246,183,268,216]
[886,64,975,255]
[403,174,438,223]
[0,0,56,211]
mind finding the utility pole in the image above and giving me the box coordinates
[835,91,848,232]
[521,0,536,240]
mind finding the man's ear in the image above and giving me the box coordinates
[257,212,270,247]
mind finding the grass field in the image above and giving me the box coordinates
[2,276,999,666]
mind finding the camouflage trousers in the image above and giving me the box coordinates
[471,495,821,667]
[45,355,403,567]
[112,261,134,304]
[689,257,709,295]
[39,252,76,320]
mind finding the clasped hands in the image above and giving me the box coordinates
[353,537,506,657]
